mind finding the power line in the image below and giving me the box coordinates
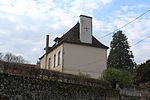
[59,34,150,73]
[53,10,150,74]
[99,9,150,39]
[67,35,150,73]
[131,35,150,47]
[73,9,150,71]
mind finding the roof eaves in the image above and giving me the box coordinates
[92,36,109,49]
[39,54,45,60]
[63,41,108,49]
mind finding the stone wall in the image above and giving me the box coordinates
[0,61,119,100]
[0,73,119,100]
[119,87,150,100]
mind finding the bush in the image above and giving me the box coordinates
[78,72,91,78]
[102,68,133,88]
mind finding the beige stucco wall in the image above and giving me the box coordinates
[40,56,46,69]
[40,44,63,72]
[40,42,107,79]
[63,43,107,79]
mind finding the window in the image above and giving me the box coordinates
[58,51,61,66]
[54,54,56,67]
[48,58,51,69]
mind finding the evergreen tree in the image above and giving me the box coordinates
[107,30,135,71]
[136,59,150,83]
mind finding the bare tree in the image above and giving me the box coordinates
[3,53,15,62]
[15,56,28,63]
[0,52,3,60]
[3,53,28,64]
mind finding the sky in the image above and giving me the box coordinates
[0,0,150,64]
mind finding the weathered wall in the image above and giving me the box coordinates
[47,44,63,71]
[119,87,150,100]
[0,73,119,100]
[63,43,107,78]
[1,61,149,100]
[0,61,119,100]
[40,54,46,69]
[40,42,107,79]
[40,44,63,71]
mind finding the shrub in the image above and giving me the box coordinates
[102,68,133,88]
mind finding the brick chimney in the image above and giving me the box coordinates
[45,35,49,53]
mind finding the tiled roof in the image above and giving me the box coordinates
[39,22,108,59]
[56,22,108,49]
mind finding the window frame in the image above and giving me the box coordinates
[48,58,51,69]
[54,54,56,67]
[58,51,61,66]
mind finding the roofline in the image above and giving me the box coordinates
[63,41,109,49]
[39,54,45,60]
[39,42,63,60]
[39,40,108,60]
[80,15,92,19]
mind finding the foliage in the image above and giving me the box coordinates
[102,68,133,88]
[0,52,28,64]
[78,72,91,78]
[136,59,150,83]
[107,30,135,72]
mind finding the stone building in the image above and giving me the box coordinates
[39,15,108,78]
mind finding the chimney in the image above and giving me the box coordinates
[45,35,49,53]
[80,15,92,44]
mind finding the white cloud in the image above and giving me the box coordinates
[0,0,113,30]
[93,5,150,64]
[0,0,149,64]
[120,5,129,12]
[131,41,150,63]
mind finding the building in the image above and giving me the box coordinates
[39,15,108,78]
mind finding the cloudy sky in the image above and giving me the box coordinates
[0,0,150,64]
